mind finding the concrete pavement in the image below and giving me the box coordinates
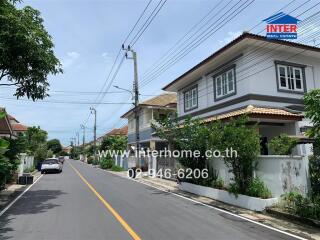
[0,159,302,240]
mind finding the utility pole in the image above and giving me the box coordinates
[80,124,86,148]
[90,107,97,162]
[122,44,140,166]
[70,137,76,159]
[76,132,80,147]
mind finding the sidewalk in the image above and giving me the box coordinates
[109,170,320,240]
[0,171,41,212]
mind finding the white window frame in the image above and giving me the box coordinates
[214,67,236,100]
[277,64,304,93]
[184,85,198,111]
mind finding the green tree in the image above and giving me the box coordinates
[304,89,320,154]
[304,89,320,197]
[153,115,210,184]
[25,126,47,153]
[47,139,62,154]
[0,137,11,188]
[99,135,127,152]
[268,134,298,155]
[34,143,47,163]
[0,0,62,100]
[220,117,261,194]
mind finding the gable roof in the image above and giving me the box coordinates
[121,93,177,118]
[0,108,13,136]
[163,32,320,91]
[263,12,300,24]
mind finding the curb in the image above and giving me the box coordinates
[266,208,320,228]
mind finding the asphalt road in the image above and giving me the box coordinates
[0,159,299,240]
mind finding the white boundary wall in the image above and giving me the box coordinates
[210,155,309,197]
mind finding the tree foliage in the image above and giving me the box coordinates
[25,126,47,153]
[47,139,62,154]
[219,117,261,194]
[268,134,298,155]
[154,115,261,194]
[0,0,62,100]
[99,135,127,152]
[153,115,209,171]
[304,89,320,197]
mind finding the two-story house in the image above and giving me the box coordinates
[163,32,320,156]
[121,93,177,151]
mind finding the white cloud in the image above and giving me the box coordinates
[61,51,80,68]
[102,52,111,59]
[219,31,242,45]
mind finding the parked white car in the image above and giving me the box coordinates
[41,158,63,174]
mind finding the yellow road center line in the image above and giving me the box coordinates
[68,162,141,240]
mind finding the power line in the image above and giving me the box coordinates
[0,97,132,105]
[140,0,255,88]
[142,0,315,90]
[130,0,168,47]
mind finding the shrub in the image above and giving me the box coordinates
[24,166,35,173]
[100,157,114,169]
[111,165,124,172]
[228,183,240,197]
[87,156,94,164]
[246,177,272,199]
[212,177,224,189]
[281,192,320,220]
[268,134,297,155]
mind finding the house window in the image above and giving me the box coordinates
[276,63,305,93]
[184,85,198,111]
[214,67,236,100]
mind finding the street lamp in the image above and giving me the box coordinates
[113,85,134,101]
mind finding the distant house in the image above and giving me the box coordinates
[62,146,72,154]
[162,32,320,156]
[106,125,128,137]
[0,108,28,139]
[95,125,128,146]
[121,93,177,150]
[7,114,28,136]
[0,108,14,138]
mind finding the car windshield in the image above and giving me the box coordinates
[43,159,58,164]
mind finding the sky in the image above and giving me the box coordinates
[1,0,318,146]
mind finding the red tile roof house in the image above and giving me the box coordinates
[0,109,29,139]
[95,125,128,146]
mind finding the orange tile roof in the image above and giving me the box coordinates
[11,123,28,132]
[203,105,303,122]
[107,125,128,136]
